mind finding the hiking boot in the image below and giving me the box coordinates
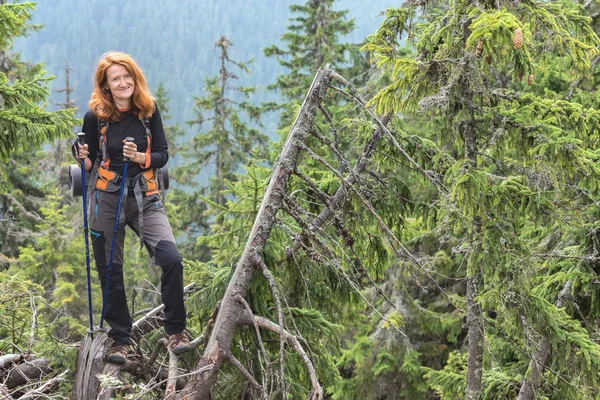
[107,344,129,364]
[168,332,191,355]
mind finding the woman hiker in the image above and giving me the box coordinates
[74,51,190,363]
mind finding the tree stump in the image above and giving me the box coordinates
[72,330,108,399]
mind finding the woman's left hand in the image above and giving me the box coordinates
[123,140,141,163]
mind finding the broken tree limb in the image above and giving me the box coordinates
[165,348,179,399]
[132,282,196,336]
[4,358,51,389]
[19,369,68,400]
[253,254,287,396]
[174,66,333,399]
[0,384,14,400]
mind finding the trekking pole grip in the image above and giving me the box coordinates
[77,132,86,146]
[123,136,134,162]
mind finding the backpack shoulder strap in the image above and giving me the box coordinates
[140,117,152,167]
[97,118,110,169]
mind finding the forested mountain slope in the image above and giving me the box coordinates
[16,0,396,125]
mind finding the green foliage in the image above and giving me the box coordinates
[423,351,467,400]
[0,3,77,162]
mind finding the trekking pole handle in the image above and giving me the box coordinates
[123,137,134,162]
[77,132,86,146]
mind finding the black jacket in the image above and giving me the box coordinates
[81,104,168,178]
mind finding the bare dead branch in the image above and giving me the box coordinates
[175,67,334,400]
[147,338,169,366]
[251,315,323,400]
[236,294,272,394]
[19,369,68,399]
[280,196,408,338]
[329,71,448,194]
[4,358,51,389]
[132,282,196,333]
[0,384,14,400]
[253,254,288,398]
[224,351,263,394]
[28,294,36,353]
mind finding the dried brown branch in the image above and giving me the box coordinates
[4,358,51,389]
[19,369,68,399]
[253,254,288,397]
[236,294,272,392]
[0,384,14,400]
[147,338,168,366]
[223,351,263,393]
[251,315,323,400]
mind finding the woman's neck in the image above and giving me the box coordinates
[115,101,130,110]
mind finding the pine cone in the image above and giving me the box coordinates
[527,73,534,86]
[486,54,492,65]
[518,73,523,82]
[513,28,523,50]
[476,39,484,57]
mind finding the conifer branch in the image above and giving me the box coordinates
[281,195,408,338]
[329,83,449,194]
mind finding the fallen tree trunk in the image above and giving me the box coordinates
[174,67,333,400]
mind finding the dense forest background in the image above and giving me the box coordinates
[2,0,600,399]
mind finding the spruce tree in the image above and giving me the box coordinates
[357,0,600,398]
[264,0,356,129]
[182,35,268,207]
[0,1,77,261]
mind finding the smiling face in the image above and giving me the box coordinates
[105,64,135,108]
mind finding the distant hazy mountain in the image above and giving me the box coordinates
[16,0,398,128]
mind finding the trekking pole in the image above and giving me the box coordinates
[99,137,134,329]
[77,132,95,334]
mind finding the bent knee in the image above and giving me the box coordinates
[154,240,182,267]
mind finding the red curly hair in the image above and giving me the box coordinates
[88,51,155,122]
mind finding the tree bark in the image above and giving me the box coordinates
[463,115,484,400]
[517,281,572,400]
[465,272,484,400]
[174,67,333,399]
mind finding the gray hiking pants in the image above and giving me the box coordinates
[89,189,186,345]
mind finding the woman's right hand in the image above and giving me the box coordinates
[76,144,89,159]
